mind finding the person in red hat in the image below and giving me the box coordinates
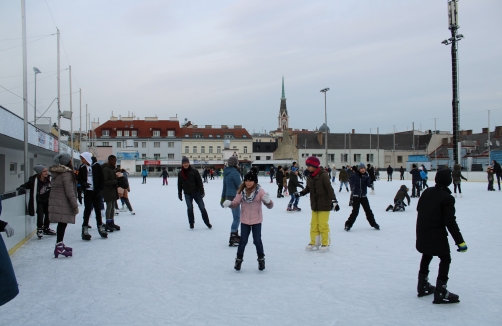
[295,156,338,253]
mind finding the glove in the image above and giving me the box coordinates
[262,192,271,204]
[332,200,340,212]
[220,197,225,208]
[222,200,232,208]
[74,207,79,215]
[4,224,14,237]
[178,193,183,201]
[294,192,301,198]
[457,242,468,253]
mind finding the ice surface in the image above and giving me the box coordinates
[1,176,501,325]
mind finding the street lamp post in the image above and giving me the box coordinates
[33,67,41,124]
[442,0,464,164]
[320,88,330,167]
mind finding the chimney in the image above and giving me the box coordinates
[317,132,323,146]
[352,129,355,134]
[495,126,502,137]
[482,127,488,133]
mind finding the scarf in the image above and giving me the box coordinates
[310,167,321,178]
[242,184,260,203]
[181,167,190,180]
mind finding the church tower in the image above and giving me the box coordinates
[278,77,289,130]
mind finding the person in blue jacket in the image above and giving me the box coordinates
[221,156,242,246]
[0,196,19,306]
[344,163,380,231]
[420,166,429,189]
[141,168,148,184]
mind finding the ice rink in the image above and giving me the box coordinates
[1,175,501,326]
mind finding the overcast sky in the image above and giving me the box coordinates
[1,0,501,135]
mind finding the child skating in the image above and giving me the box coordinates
[385,185,410,212]
[287,167,303,211]
[451,164,467,197]
[223,169,273,271]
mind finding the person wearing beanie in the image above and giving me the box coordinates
[49,153,78,258]
[102,155,122,233]
[141,167,149,184]
[486,165,495,191]
[409,164,422,198]
[385,185,411,212]
[221,155,242,246]
[276,166,285,198]
[296,156,338,252]
[338,166,350,192]
[451,164,467,197]
[366,164,376,195]
[178,157,212,229]
[17,165,55,238]
[77,152,107,239]
[287,166,304,211]
[415,169,467,303]
[223,169,273,271]
[344,163,380,231]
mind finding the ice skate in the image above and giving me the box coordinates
[286,204,293,212]
[115,210,119,216]
[190,223,194,229]
[417,273,435,297]
[43,227,56,235]
[111,219,121,231]
[373,223,380,230]
[105,220,114,232]
[37,228,43,239]
[229,231,240,246]
[320,245,329,253]
[344,222,351,231]
[97,224,108,238]
[54,242,72,258]
[370,190,375,195]
[385,205,394,212]
[305,243,319,250]
[292,206,301,212]
[130,210,136,215]
[257,257,265,271]
[433,279,459,304]
[234,258,243,271]
[81,226,92,240]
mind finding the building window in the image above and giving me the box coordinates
[217,146,221,154]
[167,130,175,137]
[117,130,122,137]
[153,130,160,137]
[397,156,403,163]
[136,165,141,173]
[134,142,138,148]
[154,154,160,159]
[10,162,17,174]
[266,156,271,160]
[367,154,374,162]
[201,146,205,153]
[193,146,197,153]
[209,146,213,153]
[224,134,233,139]
[317,154,323,158]
[184,146,189,153]
[244,146,248,154]
[102,142,109,146]
[117,142,122,148]
[256,156,261,160]
[154,142,160,148]
[142,142,147,148]
[168,142,174,148]
[353,154,360,162]
[341,154,348,162]
[142,154,146,159]
[168,153,174,159]
[194,133,203,138]
[329,154,335,162]
[385,155,391,163]
[132,130,137,137]
[124,130,130,137]
[20,164,24,172]
[102,130,109,136]
[233,146,237,149]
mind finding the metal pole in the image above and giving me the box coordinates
[69,65,74,166]
[79,88,81,152]
[324,92,328,167]
[34,71,37,124]
[57,28,61,153]
[370,128,372,162]
[412,122,415,154]
[349,132,352,166]
[451,31,459,165]
[434,118,437,170]
[393,125,396,168]
[21,0,29,182]
[377,128,380,168]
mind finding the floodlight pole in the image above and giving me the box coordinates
[320,88,330,167]
[21,0,29,182]
[57,28,61,153]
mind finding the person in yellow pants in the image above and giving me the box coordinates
[295,156,339,252]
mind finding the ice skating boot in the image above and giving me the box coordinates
[130,210,136,215]
[306,236,321,250]
[37,227,43,239]
[190,223,194,229]
[339,188,342,192]
[105,220,115,232]
[81,226,92,240]
[417,273,435,297]
[433,279,459,304]
[346,188,349,192]
[111,219,121,231]
[257,255,265,271]
[234,256,243,271]
[115,210,119,216]
[97,224,108,238]
[344,222,351,231]
[120,204,127,212]
[54,242,72,258]
[320,245,329,253]
[373,223,380,230]
[43,227,56,235]
[293,206,301,212]
[370,190,375,195]
[286,204,293,212]
[386,205,394,212]
[229,231,239,247]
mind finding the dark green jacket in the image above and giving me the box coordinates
[299,168,336,211]
[102,163,118,202]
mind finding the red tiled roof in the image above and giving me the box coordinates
[180,127,251,139]
[95,120,181,138]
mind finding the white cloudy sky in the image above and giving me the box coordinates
[1,0,501,135]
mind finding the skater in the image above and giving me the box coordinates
[385,185,410,212]
[223,169,273,271]
[416,169,467,303]
[487,166,495,191]
[118,170,135,215]
[283,167,289,196]
[287,167,304,211]
[409,164,422,198]
[451,164,467,197]
[387,165,393,181]
[276,166,284,198]
[160,167,169,185]
[17,165,56,238]
[102,155,121,233]
[75,167,83,205]
[338,166,350,192]
[491,160,501,190]
[202,167,209,183]
[295,156,338,252]
[331,165,337,183]
[78,152,107,240]
[367,164,376,194]
[344,163,380,231]
[49,153,79,258]
[221,156,242,246]
[178,157,212,229]
[0,197,19,306]
[141,168,148,184]
[269,165,275,183]
[420,167,429,189]
[210,168,214,180]
[400,166,405,180]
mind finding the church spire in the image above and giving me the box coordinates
[281,76,285,99]
[278,76,289,130]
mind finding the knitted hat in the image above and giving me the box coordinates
[305,156,320,168]
[182,156,189,164]
[227,156,238,167]
[435,169,452,187]
[243,170,258,183]
[53,152,72,166]
[33,165,46,175]
[291,166,298,172]
[358,162,366,169]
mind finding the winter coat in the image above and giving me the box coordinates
[492,161,501,175]
[276,170,284,186]
[48,165,78,224]
[400,167,405,175]
[287,172,304,193]
[452,165,467,184]
[487,169,494,181]
[283,172,289,187]
[77,162,104,192]
[299,168,337,211]
[178,166,205,196]
[367,166,376,182]
[394,185,410,204]
[387,166,393,175]
[102,163,118,202]
[350,170,373,197]
[420,170,427,181]
[409,167,421,182]
[228,186,273,225]
[416,185,464,256]
[160,170,169,178]
[221,166,242,198]
[0,198,19,307]
[338,168,349,183]
[141,170,148,177]
[269,167,275,177]
[18,174,50,216]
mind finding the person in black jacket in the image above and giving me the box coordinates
[287,167,304,211]
[386,185,410,212]
[178,157,211,229]
[160,167,169,185]
[367,164,376,195]
[0,197,19,307]
[400,166,405,180]
[491,160,501,190]
[276,166,284,198]
[387,165,393,182]
[409,164,422,198]
[77,152,107,240]
[415,169,467,304]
